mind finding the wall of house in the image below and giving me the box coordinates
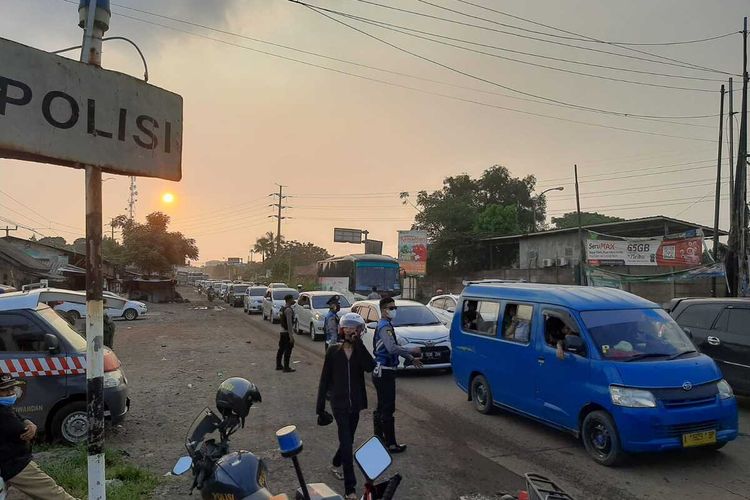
[517,233,580,270]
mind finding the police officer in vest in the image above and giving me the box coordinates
[372,297,422,453]
[324,295,341,352]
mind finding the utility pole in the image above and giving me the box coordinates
[2,226,17,238]
[127,176,137,220]
[712,85,726,297]
[728,17,748,296]
[575,165,585,285]
[269,184,287,253]
[729,77,735,208]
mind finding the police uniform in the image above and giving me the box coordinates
[276,298,297,372]
[323,295,341,352]
[0,373,77,500]
[372,312,414,450]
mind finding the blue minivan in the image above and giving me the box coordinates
[451,283,738,465]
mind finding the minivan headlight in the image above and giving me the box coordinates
[717,379,734,399]
[609,385,656,408]
[104,369,124,389]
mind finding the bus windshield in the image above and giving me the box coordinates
[355,263,400,295]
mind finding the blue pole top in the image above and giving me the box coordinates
[78,0,111,14]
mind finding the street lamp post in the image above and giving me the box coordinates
[533,186,565,232]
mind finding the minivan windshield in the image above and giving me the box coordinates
[249,287,266,296]
[39,306,86,352]
[272,290,300,301]
[580,308,694,361]
[391,305,441,327]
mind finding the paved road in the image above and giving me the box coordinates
[225,296,750,500]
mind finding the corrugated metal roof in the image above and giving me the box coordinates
[0,238,51,272]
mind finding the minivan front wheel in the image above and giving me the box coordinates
[581,410,625,466]
[470,374,494,414]
[51,401,88,445]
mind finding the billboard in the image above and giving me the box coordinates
[333,228,363,244]
[398,230,428,275]
[227,257,242,265]
[586,236,706,268]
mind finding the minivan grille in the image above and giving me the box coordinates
[656,420,718,438]
[651,382,718,409]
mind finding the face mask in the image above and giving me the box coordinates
[0,395,17,407]
[386,309,397,320]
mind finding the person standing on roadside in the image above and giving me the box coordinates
[276,294,297,373]
[0,373,78,500]
[367,286,381,300]
[372,297,422,453]
[324,295,341,352]
[316,313,374,499]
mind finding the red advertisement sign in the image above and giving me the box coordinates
[655,237,704,267]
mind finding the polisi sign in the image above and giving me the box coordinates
[0,37,182,181]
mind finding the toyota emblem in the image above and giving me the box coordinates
[682,381,693,391]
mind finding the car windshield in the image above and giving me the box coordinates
[312,295,351,309]
[232,286,248,293]
[580,308,694,361]
[249,288,266,296]
[391,305,441,327]
[272,290,299,300]
[38,306,86,351]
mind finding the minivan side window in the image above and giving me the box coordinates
[501,304,533,344]
[543,310,582,353]
[0,314,47,352]
[462,299,500,336]
[676,304,724,329]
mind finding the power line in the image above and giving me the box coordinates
[536,158,716,185]
[422,0,735,74]
[302,4,720,120]
[324,0,735,76]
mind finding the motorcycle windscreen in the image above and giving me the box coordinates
[185,407,222,455]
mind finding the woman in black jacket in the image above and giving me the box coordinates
[316,312,375,499]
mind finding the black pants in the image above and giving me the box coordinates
[373,369,397,445]
[332,410,360,495]
[276,332,293,368]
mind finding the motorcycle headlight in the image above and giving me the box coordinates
[104,369,124,389]
[609,385,656,408]
[717,379,734,399]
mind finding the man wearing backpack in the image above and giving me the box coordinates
[276,294,297,373]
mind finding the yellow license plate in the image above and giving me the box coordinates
[682,430,716,447]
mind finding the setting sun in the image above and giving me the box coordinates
[162,193,175,204]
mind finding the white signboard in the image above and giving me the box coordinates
[0,37,182,181]
[334,228,363,244]
[586,239,661,266]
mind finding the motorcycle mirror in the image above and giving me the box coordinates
[354,436,392,482]
[172,456,192,476]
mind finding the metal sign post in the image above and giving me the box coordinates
[80,2,109,498]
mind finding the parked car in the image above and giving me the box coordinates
[451,282,738,466]
[293,292,352,340]
[427,294,460,326]
[268,282,289,289]
[243,286,268,314]
[54,291,147,321]
[350,299,451,370]
[668,297,750,396]
[226,283,251,307]
[0,288,130,444]
[261,288,299,323]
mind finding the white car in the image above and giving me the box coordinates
[55,291,147,321]
[351,299,451,370]
[243,286,268,314]
[427,294,460,326]
[261,288,299,323]
[293,292,352,341]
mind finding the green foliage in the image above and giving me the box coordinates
[37,236,69,249]
[551,211,625,229]
[114,212,199,276]
[410,165,538,273]
[34,445,159,500]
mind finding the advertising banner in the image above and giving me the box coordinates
[655,237,704,267]
[398,230,428,275]
[586,239,661,266]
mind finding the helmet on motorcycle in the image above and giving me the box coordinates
[338,312,366,337]
[216,377,261,421]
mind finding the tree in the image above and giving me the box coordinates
[119,212,199,276]
[551,212,625,229]
[410,165,538,273]
[72,238,86,255]
[37,236,69,249]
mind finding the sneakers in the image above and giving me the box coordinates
[344,493,358,500]
[275,366,283,371]
[387,443,407,454]
[330,466,344,480]
[283,367,296,373]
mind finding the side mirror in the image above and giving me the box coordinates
[366,322,378,330]
[682,327,693,340]
[172,456,192,476]
[45,334,60,354]
[446,307,455,313]
[564,335,586,356]
[355,436,392,482]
